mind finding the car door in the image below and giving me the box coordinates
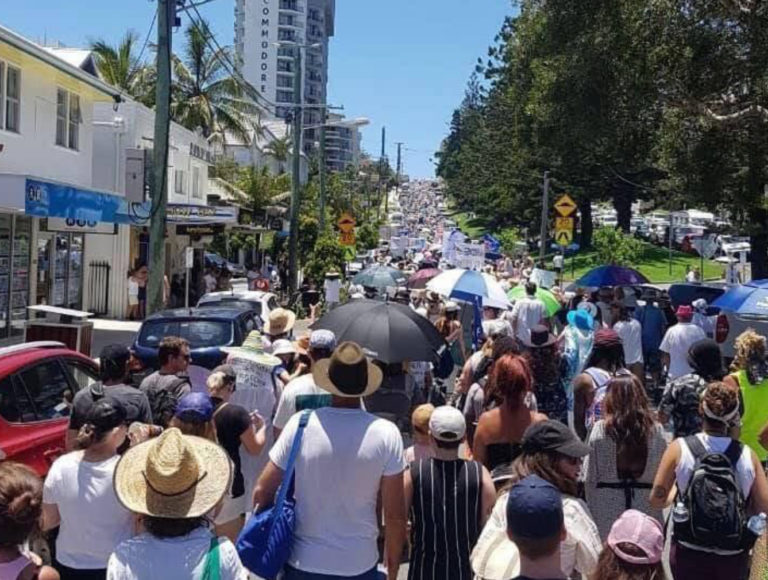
[0,358,76,475]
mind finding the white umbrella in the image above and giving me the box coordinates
[427,269,511,309]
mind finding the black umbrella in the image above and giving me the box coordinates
[311,299,447,364]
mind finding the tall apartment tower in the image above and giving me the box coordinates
[235,0,335,145]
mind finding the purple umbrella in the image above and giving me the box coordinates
[575,265,649,287]
[406,268,442,289]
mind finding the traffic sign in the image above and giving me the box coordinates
[339,231,356,246]
[555,217,573,231]
[554,194,577,217]
[338,213,356,233]
[555,229,573,246]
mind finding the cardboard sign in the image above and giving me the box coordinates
[455,242,485,270]
[530,268,557,289]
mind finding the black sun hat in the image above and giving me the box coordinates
[521,420,590,458]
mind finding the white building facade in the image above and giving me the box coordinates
[325,112,361,173]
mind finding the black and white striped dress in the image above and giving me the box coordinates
[408,458,483,580]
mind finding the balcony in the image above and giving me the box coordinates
[277,46,295,58]
[279,14,304,28]
[278,27,297,42]
[279,0,304,12]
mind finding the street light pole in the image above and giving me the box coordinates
[318,119,326,231]
[539,170,550,262]
[288,45,303,296]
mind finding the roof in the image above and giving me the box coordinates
[0,345,93,375]
[43,47,97,75]
[145,307,247,321]
[199,290,273,302]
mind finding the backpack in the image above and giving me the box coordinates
[145,377,188,428]
[674,435,748,552]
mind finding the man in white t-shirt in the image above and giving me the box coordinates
[510,281,546,345]
[660,305,707,380]
[203,268,218,294]
[323,272,341,310]
[272,329,337,438]
[253,342,406,580]
[611,301,644,381]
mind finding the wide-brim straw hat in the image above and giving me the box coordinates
[114,428,231,518]
[221,330,281,366]
[313,341,383,398]
[264,308,296,335]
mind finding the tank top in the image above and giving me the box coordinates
[584,367,612,432]
[408,458,483,580]
[0,554,33,580]
[734,370,768,461]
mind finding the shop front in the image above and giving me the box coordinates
[0,213,32,344]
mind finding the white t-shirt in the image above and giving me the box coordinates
[660,322,707,379]
[106,527,247,580]
[676,433,755,499]
[614,318,644,364]
[324,278,341,303]
[553,254,564,269]
[270,407,405,575]
[128,277,139,297]
[273,374,331,430]
[511,297,546,344]
[43,453,132,569]
[204,274,217,293]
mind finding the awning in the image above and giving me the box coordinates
[21,177,238,225]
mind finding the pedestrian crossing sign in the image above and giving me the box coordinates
[555,216,574,246]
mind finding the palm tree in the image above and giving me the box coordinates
[171,21,262,145]
[90,31,155,105]
[263,135,292,174]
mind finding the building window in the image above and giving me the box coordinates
[278,28,296,41]
[192,167,201,198]
[276,90,294,103]
[277,60,293,73]
[55,88,80,150]
[0,62,21,133]
[174,169,185,193]
[277,76,293,88]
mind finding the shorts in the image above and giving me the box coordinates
[128,295,139,306]
[214,492,246,525]
[283,565,383,580]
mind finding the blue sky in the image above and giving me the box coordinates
[3,1,512,177]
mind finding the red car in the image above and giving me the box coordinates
[0,342,99,476]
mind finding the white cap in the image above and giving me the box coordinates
[429,406,466,442]
[444,301,460,313]
[272,339,296,357]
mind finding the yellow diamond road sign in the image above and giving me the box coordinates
[554,194,577,217]
[337,213,356,233]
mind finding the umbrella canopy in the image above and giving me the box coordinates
[712,280,768,315]
[310,300,446,364]
[507,285,561,317]
[575,265,649,287]
[407,268,442,289]
[427,269,511,309]
[352,265,408,291]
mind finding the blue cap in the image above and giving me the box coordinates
[310,329,337,351]
[174,392,213,423]
[506,474,563,539]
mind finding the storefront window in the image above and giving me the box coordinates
[68,234,83,309]
[0,215,10,335]
[10,217,30,339]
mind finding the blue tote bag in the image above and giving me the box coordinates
[236,410,311,579]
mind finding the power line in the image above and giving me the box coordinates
[135,8,157,66]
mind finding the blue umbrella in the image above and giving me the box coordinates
[712,280,768,315]
[352,265,408,292]
[575,265,649,287]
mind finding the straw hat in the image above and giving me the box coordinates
[221,330,281,366]
[313,342,383,398]
[114,428,231,518]
[264,308,296,336]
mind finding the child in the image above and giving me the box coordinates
[0,462,59,580]
[404,404,435,463]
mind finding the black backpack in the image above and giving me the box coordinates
[674,436,748,551]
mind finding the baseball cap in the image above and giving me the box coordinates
[86,397,128,430]
[100,344,131,367]
[506,475,563,539]
[676,304,694,321]
[428,405,466,442]
[310,329,337,352]
[521,420,590,458]
[174,392,214,423]
[607,509,664,565]
[212,364,236,382]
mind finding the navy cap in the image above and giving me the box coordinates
[174,392,213,423]
[506,474,564,539]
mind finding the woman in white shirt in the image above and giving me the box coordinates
[471,420,602,580]
[610,301,644,382]
[42,398,133,580]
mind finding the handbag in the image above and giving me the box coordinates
[236,410,311,579]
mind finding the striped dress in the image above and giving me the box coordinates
[408,458,483,580]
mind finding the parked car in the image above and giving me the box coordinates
[0,342,100,476]
[711,280,768,360]
[226,261,247,278]
[132,308,261,370]
[204,252,227,269]
[197,290,279,327]
[717,235,751,257]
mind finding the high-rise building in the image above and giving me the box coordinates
[325,112,361,172]
[235,0,335,146]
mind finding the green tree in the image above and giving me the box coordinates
[171,21,262,145]
[263,135,292,174]
[357,223,379,251]
[90,31,155,105]
[303,234,346,285]
[591,227,643,266]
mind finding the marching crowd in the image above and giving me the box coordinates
[6,261,768,580]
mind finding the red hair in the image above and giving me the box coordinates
[488,354,533,410]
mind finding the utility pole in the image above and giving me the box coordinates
[379,126,387,216]
[395,142,403,197]
[538,171,550,262]
[147,0,173,315]
[288,45,303,296]
[318,111,326,232]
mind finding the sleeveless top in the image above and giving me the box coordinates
[584,367,612,432]
[408,458,483,580]
[734,370,768,461]
[485,442,523,472]
[0,554,33,580]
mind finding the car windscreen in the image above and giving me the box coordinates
[198,299,262,315]
[138,320,234,349]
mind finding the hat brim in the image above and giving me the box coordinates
[114,435,232,518]
[221,347,281,367]
[312,357,383,398]
[264,311,296,335]
[526,335,557,349]
[556,438,591,458]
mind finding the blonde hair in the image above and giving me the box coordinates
[732,329,767,372]
[207,371,232,397]
[169,416,218,443]
[411,404,435,432]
